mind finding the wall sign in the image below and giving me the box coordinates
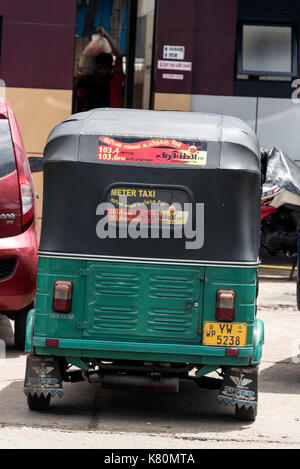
[157,60,192,71]
[163,45,185,60]
[162,73,184,80]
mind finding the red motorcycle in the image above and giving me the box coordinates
[261,183,300,259]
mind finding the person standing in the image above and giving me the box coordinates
[75,27,124,111]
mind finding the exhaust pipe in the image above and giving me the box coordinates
[89,373,179,392]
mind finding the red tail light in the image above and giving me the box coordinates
[216,289,235,321]
[225,348,239,357]
[11,135,35,232]
[19,172,34,229]
[46,339,59,347]
[52,281,73,313]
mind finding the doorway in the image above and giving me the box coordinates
[73,0,156,112]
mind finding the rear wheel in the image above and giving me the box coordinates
[14,303,33,351]
[27,393,51,412]
[235,404,257,421]
[297,281,300,311]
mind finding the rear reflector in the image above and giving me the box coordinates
[46,339,59,347]
[52,281,72,313]
[225,348,239,357]
[216,289,235,321]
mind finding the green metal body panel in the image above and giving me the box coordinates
[27,257,264,369]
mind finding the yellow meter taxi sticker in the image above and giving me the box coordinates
[107,186,190,226]
[203,322,247,347]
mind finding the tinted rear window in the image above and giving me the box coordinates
[107,185,191,226]
[0,120,16,178]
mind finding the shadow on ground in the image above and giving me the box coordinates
[0,376,256,434]
[0,353,298,434]
[259,359,300,394]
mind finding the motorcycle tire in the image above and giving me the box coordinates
[297,282,300,311]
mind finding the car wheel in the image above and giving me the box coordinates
[27,393,51,412]
[235,404,257,421]
[14,303,33,351]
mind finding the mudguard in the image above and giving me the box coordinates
[24,354,63,398]
[251,319,264,366]
[25,308,35,353]
[218,366,258,409]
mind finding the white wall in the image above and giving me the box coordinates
[191,94,300,165]
[191,95,257,131]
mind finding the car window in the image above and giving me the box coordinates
[0,120,16,178]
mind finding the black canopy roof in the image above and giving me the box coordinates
[40,109,261,266]
[44,108,260,173]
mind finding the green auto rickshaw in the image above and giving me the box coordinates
[24,108,264,420]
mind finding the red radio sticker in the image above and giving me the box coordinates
[98,136,207,166]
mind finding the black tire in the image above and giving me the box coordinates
[14,303,33,351]
[235,404,257,421]
[27,393,51,412]
[297,281,300,311]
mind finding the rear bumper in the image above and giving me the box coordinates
[28,319,264,366]
[0,223,38,311]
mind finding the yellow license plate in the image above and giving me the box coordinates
[203,322,247,347]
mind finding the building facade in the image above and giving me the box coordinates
[154,0,300,165]
[0,0,77,229]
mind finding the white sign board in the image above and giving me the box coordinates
[162,73,184,80]
[163,45,185,60]
[158,60,192,71]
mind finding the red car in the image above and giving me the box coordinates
[0,99,38,349]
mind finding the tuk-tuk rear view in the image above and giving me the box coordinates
[24,109,264,421]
